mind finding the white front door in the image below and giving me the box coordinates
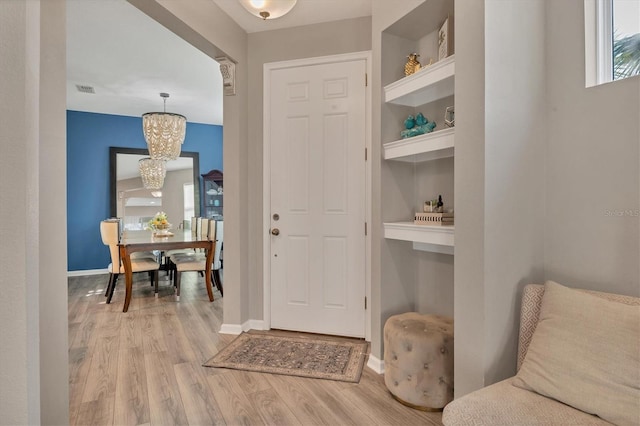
[268,58,366,337]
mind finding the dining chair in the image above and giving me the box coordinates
[169,219,217,301]
[102,218,156,296]
[100,220,160,304]
[212,220,223,296]
[116,217,157,262]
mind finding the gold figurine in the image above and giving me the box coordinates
[404,53,421,76]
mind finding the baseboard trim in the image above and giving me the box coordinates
[67,269,108,277]
[367,354,385,374]
[220,320,268,335]
[219,324,243,335]
[243,319,267,331]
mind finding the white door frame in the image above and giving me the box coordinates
[263,51,372,341]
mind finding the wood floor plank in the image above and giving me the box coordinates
[205,372,265,426]
[158,305,198,364]
[265,373,345,425]
[174,362,227,425]
[227,370,273,395]
[118,309,143,350]
[300,375,377,425]
[81,334,120,404]
[176,301,223,363]
[144,351,189,425]
[247,387,302,426]
[140,311,169,354]
[113,346,150,426]
[68,347,91,426]
[74,396,115,426]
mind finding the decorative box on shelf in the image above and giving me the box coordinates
[414,212,454,226]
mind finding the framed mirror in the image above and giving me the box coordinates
[110,147,200,230]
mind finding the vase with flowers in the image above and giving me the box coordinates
[147,211,172,235]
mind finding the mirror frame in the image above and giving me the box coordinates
[109,146,200,218]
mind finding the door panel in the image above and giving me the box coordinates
[269,59,366,337]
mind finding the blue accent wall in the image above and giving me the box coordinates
[67,110,223,271]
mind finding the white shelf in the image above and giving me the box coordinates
[384,55,455,107]
[384,222,454,255]
[384,128,454,163]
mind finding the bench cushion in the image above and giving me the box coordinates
[442,378,611,425]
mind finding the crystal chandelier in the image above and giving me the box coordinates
[239,0,297,20]
[142,93,186,161]
[138,158,166,190]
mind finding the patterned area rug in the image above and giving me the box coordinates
[204,332,369,383]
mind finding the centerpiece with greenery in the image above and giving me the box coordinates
[147,211,172,235]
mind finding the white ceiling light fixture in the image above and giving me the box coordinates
[239,0,297,20]
[138,158,167,190]
[142,93,187,161]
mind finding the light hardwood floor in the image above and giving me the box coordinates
[68,272,444,426]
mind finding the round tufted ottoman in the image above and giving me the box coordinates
[383,312,454,411]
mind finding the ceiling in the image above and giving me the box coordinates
[66,0,223,125]
[66,0,372,126]
[211,0,372,34]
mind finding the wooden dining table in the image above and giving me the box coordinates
[118,229,215,312]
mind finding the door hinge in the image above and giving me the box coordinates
[365,296,367,310]
[365,147,368,161]
[365,222,368,236]
[365,73,368,87]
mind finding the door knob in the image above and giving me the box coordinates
[271,228,280,236]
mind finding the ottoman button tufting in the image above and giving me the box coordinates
[383,312,454,411]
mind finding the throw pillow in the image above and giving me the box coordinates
[513,280,640,426]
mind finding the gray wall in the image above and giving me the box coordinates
[454,0,547,397]
[483,0,546,387]
[545,0,639,296]
[247,17,373,320]
[453,0,638,398]
[453,0,487,396]
[0,0,69,423]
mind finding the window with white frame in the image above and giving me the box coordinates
[585,0,640,86]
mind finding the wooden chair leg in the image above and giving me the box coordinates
[106,273,118,304]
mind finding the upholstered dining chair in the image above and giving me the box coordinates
[169,219,218,301]
[164,216,199,261]
[212,220,223,296]
[99,220,160,304]
[102,218,156,296]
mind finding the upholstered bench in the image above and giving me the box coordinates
[383,312,454,410]
[443,281,640,425]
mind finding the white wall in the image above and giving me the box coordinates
[545,0,640,297]
[0,0,68,423]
